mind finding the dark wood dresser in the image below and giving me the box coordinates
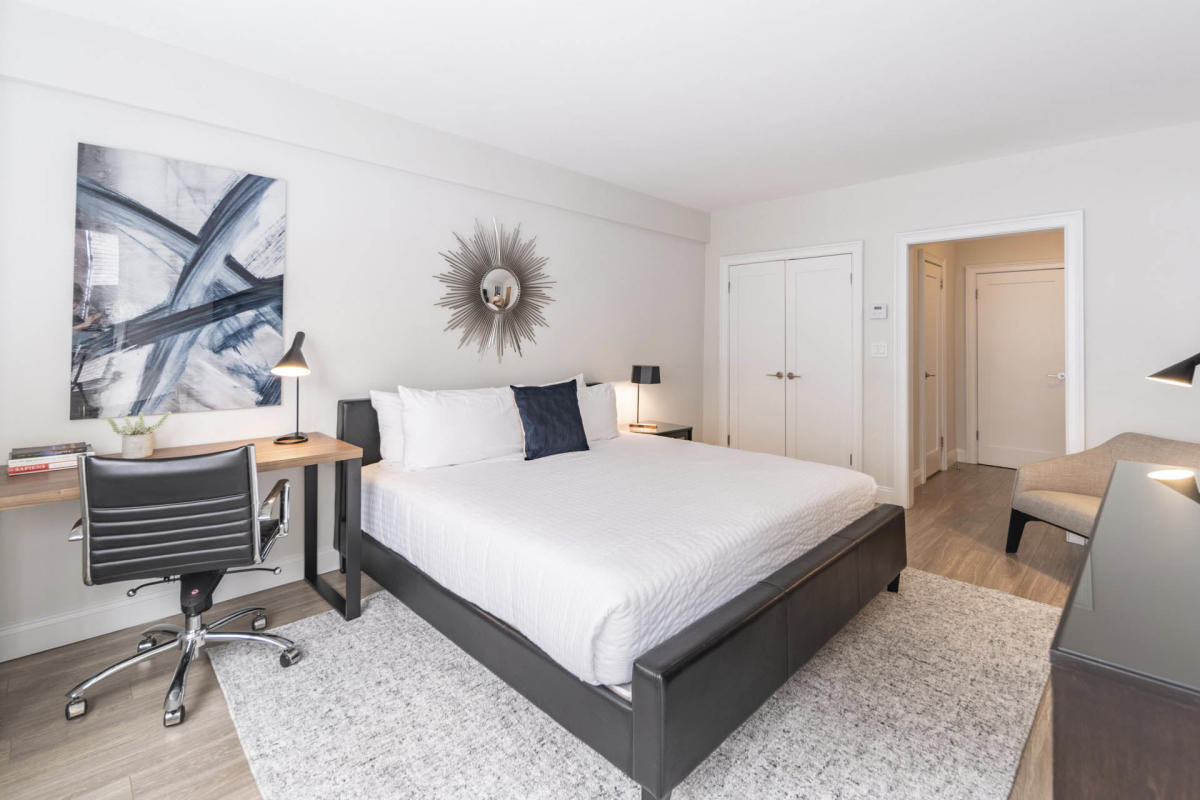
[1051,460,1200,799]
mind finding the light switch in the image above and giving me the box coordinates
[870,303,888,320]
[870,342,888,358]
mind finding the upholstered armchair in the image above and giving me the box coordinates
[1007,433,1200,553]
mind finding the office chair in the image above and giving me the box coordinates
[64,444,302,727]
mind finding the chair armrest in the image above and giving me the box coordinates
[68,518,83,542]
[1013,446,1113,499]
[258,479,291,537]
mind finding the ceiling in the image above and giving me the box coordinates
[23,0,1200,211]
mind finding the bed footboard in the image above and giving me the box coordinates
[631,504,906,799]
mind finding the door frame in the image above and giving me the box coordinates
[893,211,1084,507]
[915,250,947,486]
[963,260,1065,465]
[718,241,864,471]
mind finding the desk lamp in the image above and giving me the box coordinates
[272,332,311,444]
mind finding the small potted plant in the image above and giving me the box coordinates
[108,413,170,459]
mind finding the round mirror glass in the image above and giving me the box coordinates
[480,268,521,312]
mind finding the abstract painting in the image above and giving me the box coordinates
[71,143,286,419]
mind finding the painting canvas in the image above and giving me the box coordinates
[71,143,286,419]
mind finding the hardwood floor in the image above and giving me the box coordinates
[1,465,1079,799]
[0,571,380,800]
[907,462,1084,607]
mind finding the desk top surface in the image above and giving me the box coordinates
[1052,459,1200,694]
[0,432,361,512]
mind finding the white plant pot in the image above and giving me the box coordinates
[122,433,154,459]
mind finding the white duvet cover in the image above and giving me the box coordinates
[361,434,876,685]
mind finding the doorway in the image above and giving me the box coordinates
[895,211,1083,506]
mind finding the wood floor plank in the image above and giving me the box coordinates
[1,467,1077,798]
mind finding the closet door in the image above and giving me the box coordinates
[729,261,786,455]
[785,254,854,466]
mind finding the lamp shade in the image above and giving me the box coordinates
[1147,351,1200,387]
[271,332,311,377]
[631,365,661,385]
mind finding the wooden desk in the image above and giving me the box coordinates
[0,432,364,621]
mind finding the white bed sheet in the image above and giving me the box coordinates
[361,434,876,686]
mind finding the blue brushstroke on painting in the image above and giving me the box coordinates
[71,143,286,419]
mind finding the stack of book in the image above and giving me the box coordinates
[629,422,659,433]
[7,442,94,476]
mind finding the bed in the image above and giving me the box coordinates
[335,397,906,799]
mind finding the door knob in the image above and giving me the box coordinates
[924,371,935,378]
[766,371,783,379]
[787,372,799,380]
[1046,372,1066,381]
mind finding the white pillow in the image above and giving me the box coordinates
[396,384,524,471]
[578,382,619,441]
[369,390,406,462]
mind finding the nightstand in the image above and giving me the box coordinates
[628,422,693,441]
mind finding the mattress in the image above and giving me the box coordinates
[361,433,877,686]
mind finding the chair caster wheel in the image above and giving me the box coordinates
[65,697,88,720]
[252,614,268,631]
[280,647,302,668]
[137,636,157,653]
[163,705,185,727]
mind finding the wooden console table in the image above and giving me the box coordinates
[1051,459,1200,798]
[0,432,363,620]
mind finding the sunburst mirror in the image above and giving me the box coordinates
[436,219,554,360]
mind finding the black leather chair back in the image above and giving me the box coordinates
[79,446,260,585]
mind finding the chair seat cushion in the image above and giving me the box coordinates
[1013,490,1102,536]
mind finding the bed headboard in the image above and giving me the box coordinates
[337,398,381,467]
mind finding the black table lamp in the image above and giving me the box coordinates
[1147,351,1200,387]
[631,365,661,425]
[272,332,310,444]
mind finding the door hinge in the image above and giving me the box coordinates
[727,434,731,446]
[939,435,944,449]
[975,288,978,299]
[849,453,853,466]
[976,430,980,441]
[940,278,943,289]
[727,280,731,293]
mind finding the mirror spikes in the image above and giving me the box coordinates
[436,219,555,361]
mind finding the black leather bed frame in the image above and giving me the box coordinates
[335,397,906,799]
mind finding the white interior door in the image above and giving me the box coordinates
[729,261,785,455]
[919,255,944,480]
[976,268,1066,468]
[785,254,854,467]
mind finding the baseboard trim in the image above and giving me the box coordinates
[955,448,971,464]
[0,547,340,663]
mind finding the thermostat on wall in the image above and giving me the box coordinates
[870,303,888,320]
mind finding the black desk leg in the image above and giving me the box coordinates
[302,459,362,621]
[343,458,361,619]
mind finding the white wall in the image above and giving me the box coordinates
[705,122,1200,499]
[0,5,709,660]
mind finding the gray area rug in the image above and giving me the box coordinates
[209,569,1059,799]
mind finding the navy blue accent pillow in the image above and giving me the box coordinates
[510,380,590,461]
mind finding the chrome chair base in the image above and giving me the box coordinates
[65,605,300,727]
